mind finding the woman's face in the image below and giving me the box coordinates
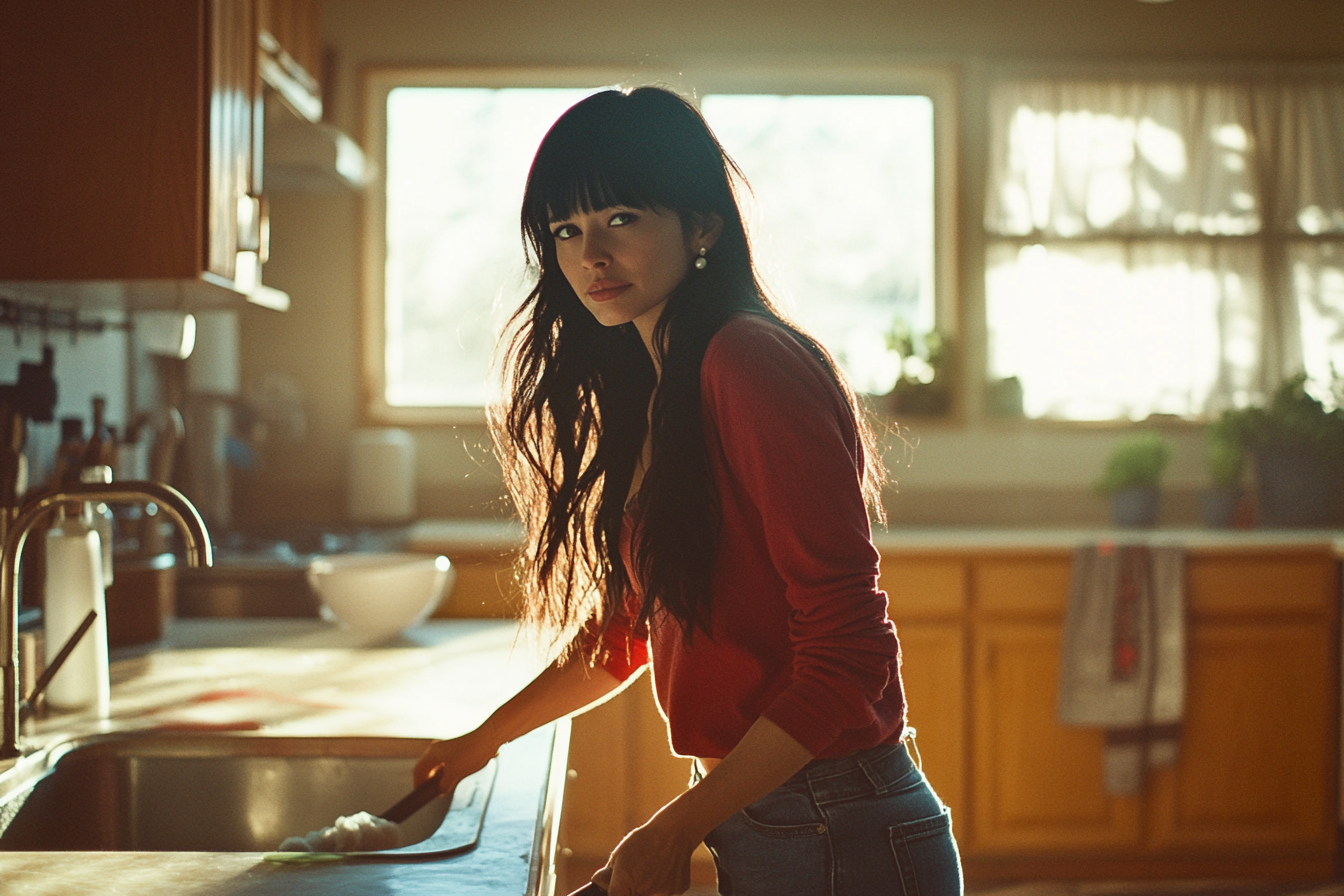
[549,205,699,335]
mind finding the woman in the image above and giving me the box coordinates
[414,86,962,896]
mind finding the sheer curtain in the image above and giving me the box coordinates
[985,77,1344,420]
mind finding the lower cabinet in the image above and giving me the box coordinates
[1149,619,1334,856]
[972,620,1144,854]
[1147,552,1338,867]
[960,548,1339,880]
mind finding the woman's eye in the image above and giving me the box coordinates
[608,211,637,227]
[551,224,578,240]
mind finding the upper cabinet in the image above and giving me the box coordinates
[256,0,324,123]
[0,0,308,310]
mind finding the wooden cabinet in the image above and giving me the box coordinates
[1147,554,1337,868]
[0,1,284,308]
[256,0,324,123]
[881,556,968,822]
[962,548,1338,880]
[970,556,1143,855]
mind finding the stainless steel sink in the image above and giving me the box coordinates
[0,733,494,856]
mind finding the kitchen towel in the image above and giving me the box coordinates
[1057,543,1185,796]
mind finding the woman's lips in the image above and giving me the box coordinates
[586,281,630,303]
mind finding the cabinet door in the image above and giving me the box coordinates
[1144,552,1339,865]
[2,0,264,294]
[560,680,635,859]
[882,557,968,817]
[208,0,260,283]
[971,620,1143,853]
[1,3,203,280]
[1148,621,1336,856]
[897,621,966,819]
[257,0,324,114]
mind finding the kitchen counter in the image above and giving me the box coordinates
[0,619,563,895]
[869,526,1344,555]
[408,517,1344,557]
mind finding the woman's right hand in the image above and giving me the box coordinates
[413,725,502,797]
[412,652,626,799]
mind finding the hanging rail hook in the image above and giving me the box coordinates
[0,292,124,344]
[4,300,19,348]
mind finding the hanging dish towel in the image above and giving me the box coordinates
[1056,543,1185,796]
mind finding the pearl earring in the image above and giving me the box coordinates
[694,247,708,270]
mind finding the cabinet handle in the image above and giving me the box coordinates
[258,195,270,265]
[237,195,263,253]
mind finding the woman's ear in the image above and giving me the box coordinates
[695,213,725,252]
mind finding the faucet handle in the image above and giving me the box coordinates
[20,609,97,722]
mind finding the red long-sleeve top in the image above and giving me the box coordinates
[585,314,905,759]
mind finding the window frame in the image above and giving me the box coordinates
[360,64,959,425]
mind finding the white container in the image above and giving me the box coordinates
[187,310,239,397]
[347,429,416,523]
[44,512,110,715]
[307,553,453,640]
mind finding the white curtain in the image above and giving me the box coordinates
[986,77,1344,419]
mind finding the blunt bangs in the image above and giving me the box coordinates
[522,88,729,249]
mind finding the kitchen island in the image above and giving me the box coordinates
[0,619,566,895]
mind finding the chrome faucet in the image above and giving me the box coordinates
[0,481,213,760]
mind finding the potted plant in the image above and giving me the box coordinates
[1095,432,1171,527]
[1209,373,1344,527]
[886,321,951,416]
[1198,431,1246,528]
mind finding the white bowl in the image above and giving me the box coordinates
[306,552,454,638]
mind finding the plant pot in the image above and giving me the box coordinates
[1198,487,1242,529]
[985,376,1024,418]
[1253,443,1344,527]
[889,382,950,417]
[1111,486,1160,528]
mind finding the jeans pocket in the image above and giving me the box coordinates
[887,807,963,896]
[710,798,829,896]
[739,788,827,838]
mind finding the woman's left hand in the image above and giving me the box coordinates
[591,717,813,895]
[592,811,698,896]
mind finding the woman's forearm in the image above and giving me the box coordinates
[480,652,631,749]
[415,650,631,790]
[595,716,814,894]
[661,716,813,844]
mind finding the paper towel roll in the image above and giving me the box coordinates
[348,429,416,523]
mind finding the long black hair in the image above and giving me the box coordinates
[494,86,885,653]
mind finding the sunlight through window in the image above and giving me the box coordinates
[986,79,1344,420]
[702,95,935,395]
[380,87,937,409]
[384,87,596,407]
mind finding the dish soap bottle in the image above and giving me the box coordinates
[44,503,110,716]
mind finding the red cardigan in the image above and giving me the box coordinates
[586,314,905,759]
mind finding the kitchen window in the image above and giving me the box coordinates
[985,76,1344,421]
[362,68,955,421]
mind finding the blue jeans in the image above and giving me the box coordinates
[700,741,963,896]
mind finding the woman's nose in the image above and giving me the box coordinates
[580,235,609,270]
